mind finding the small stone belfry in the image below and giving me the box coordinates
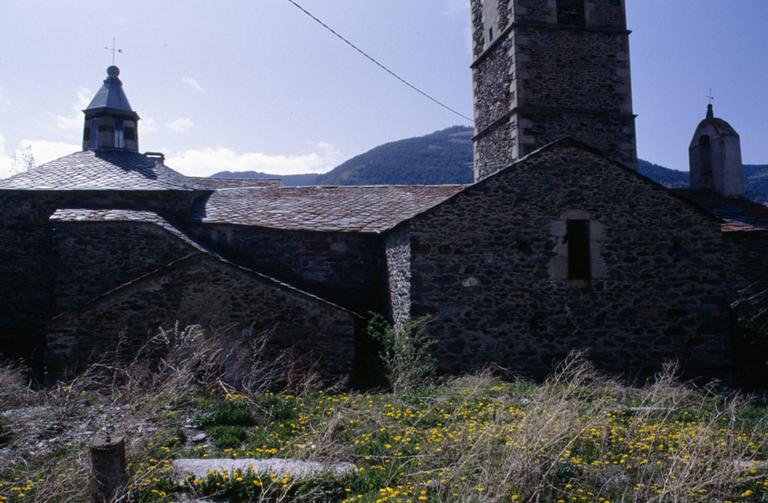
[689,104,743,197]
[470,0,637,179]
[82,66,140,152]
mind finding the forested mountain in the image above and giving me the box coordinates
[211,126,767,203]
[636,159,689,188]
[213,126,474,186]
[212,171,320,186]
[315,126,474,186]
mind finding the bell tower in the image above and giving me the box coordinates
[689,104,743,197]
[470,0,637,179]
[82,66,140,152]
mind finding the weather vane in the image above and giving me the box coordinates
[707,89,715,106]
[104,38,123,66]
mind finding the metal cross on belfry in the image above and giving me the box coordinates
[104,38,123,66]
[707,89,715,105]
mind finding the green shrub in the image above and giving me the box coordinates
[209,425,248,449]
[192,402,255,428]
[257,393,297,422]
[367,314,436,391]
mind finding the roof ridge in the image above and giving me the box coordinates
[382,137,723,233]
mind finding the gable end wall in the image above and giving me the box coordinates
[400,145,739,380]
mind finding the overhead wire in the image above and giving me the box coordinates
[284,0,474,124]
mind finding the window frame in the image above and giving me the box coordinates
[557,0,586,28]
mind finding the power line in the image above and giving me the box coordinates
[284,0,474,123]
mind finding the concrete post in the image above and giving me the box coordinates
[89,435,128,502]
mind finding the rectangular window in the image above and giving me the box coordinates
[115,119,124,149]
[567,220,591,280]
[557,0,586,28]
[90,119,100,149]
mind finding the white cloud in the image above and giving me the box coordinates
[142,117,159,133]
[166,142,344,177]
[167,118,195,134]
[55,87,93,133]
[182,77,204,93]
[0,136,78,179]
[19,139,80,165]
[0,134,15,179]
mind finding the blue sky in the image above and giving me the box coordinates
[0,0,765,178]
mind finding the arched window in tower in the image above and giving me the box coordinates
[557,0,586,28]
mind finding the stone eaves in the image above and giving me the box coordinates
[50,208,210,252]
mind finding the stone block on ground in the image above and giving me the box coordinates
[172,458,356,480]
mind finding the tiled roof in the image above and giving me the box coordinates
[193,185,465,233]
[50,209,208,251]
[673,189,768,232]
[0,150,199,191]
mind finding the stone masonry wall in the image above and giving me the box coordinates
[182,224,386,314]
[0,190,198,364]
[474,119,518,181]
[398,142,740,381]
[385,227,411,327]
[515,107,636,169]
[45,254,357,383]
[514,28,632,113]
[51,219,200,312]
[471,0,637,179]
[724,231,768,287]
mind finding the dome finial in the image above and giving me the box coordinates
[706,89,715,119]
[107,65,120,78]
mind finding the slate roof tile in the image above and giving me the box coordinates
[0,150,199,191]
[193,185,465,233]
[673,189,768,231]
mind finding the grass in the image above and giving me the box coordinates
[161,363,768,503]
[0,326,767,502]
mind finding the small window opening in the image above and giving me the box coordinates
[567,220,591,280]
[83,126,90,142]
[488,27,494,41]
[90,119,100,149]
[124,127,136,141]
[557,0,586,28]
[115,119,124,148]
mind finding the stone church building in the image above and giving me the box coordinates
[1,0,766,383]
